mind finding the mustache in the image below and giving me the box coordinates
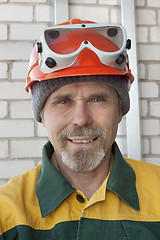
[58,126,106,140]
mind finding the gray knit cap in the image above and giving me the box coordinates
[32,75,130,122]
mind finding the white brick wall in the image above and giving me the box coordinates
[150,101,160,117]
[0,0,50,185]
[136,9,156,25]
[148,64,160,80]
[0,5,33,22]
[0,120,34,138]
[142,119,160,136]
[139,45,160,61]
[0,63,8,79]
[0,102,8,118]
[12,62,29,80]
[0,141,8,159]
[0,24,7,40]
[0,82,29,99]
[0,0,160,185]
[69,5,109,23]
[140,82,159,98]
[147,0,160,7]
[0,160,35,179]
[69,0,96,4]
[35,5,50,22]
[0,42,33,60]
[10,100,33,119]
[10,24,47,40]
[10,139,47,158]
[137,0,160,165]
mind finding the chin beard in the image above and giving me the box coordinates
[59,126,107,172]
[61,147,106,172]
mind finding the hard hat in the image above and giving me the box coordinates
[26,18,134,93]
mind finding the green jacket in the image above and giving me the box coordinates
[0,141,160,239]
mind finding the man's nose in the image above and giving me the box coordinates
[72,101,92,127]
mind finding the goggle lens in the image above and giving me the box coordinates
[44,26,124,54]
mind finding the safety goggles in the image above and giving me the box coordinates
[36,23,131,74]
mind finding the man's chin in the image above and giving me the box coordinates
[61,148,105,172]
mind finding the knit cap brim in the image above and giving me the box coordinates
[32,75,130,122]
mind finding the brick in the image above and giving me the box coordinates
[99,0,119,4]
[35,5,50,22]
[138,45,160,61]
[0,120,34,138]
[136,9,156,25]
[36,123,48,137]
[0,63,8,79]
[0,141,8,158]
[137,27,148,43]
[10,100,33,119]
[69,5,109,23]
[150,101,160,117]
[0,101,8,118]
[10,0,46,2]
[142,138,149,154]
[0,5,33,22]
[140,82,158,98]
[0,42,33,61]
[0,160,35,179]
[147,0,160,7]
[136,0,145,6]
[10,24,47,41]
[0,82,31,100]
[140,100,148,117]
[110,9,121,24]
[148,64,160,81]
[142,119,160,136]
[70,0,96,3]
[11,139,47,158]
[151,138,160,154]
[0,24,7,40]
[138,63,146,79]
[12,62,29,80]
[150,27,160,42]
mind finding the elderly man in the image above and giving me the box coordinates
[0,19,160,240]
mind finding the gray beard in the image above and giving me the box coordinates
[58,126,107,172]
[61,147,105,172]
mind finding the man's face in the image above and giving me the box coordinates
[42,82,122,172]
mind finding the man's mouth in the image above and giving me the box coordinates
[68,137,98,144]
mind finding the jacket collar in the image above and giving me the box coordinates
[36,141,75,218]
[36,141,139,218]
[107,142,140,211]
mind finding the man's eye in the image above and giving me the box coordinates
[93,97,103,102]
[59,100,68,104]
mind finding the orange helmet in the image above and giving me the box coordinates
[26,19,134,93]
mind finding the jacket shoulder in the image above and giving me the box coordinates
[0,165,41,235]
[125,158,160,177]
[125,158,160,219]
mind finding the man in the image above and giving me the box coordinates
[0,19,160,239]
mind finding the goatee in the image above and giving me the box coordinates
[58,126,107,172]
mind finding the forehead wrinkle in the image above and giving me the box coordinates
[47,81,118,102]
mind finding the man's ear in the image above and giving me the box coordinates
[40,109,46,127]
[41,114,46,128]
[42,119,46,128]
